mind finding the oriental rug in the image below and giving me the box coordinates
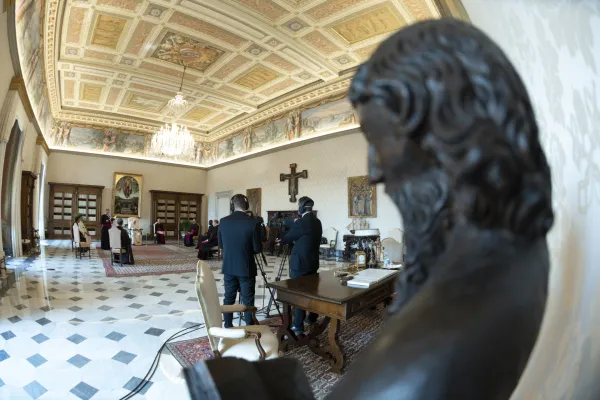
[98,244,204,277]
[166,306,384,399]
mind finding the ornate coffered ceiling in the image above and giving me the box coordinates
[43,0,466,143]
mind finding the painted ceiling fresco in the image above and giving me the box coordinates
[14,0,468,166]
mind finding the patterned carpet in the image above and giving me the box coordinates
[166,306,384,399]
[98,243,202,277]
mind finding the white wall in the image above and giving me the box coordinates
[463,0,600,398]
[46,152,207,232]
[206,132,403,249]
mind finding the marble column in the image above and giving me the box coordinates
[0,90,20,254]
[10,127,25,257]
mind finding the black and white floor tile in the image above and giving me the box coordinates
[0,240,346,399]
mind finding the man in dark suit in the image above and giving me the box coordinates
[281,196,323,334]
[219,194,262,327]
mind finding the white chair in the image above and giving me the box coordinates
[109,226,125,266]
[320,227,338,259]
[195,260,279,360]
[388,228,404,244]
[382,237,403,264]
[72,224,90,259]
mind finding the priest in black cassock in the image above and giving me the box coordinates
[116,218,135,264]
[184,219,200,247]
[197,220,219,260]
[100,209,111,250]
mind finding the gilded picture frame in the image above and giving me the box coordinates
[246,188,262,217]
[348,175,377,218]
[113,173,143,218]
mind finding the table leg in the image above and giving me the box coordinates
[329,318,344,373]
[276,303,299,352]
[307,317,331,357]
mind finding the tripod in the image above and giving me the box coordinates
[254,251,283,320]
[265,244,291,318]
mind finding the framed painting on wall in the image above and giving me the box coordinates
[113,173,142,217]
[246,188,262,217]
[348,176,377,218]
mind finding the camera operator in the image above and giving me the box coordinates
[281,196,323,334]
[219,194,262,327]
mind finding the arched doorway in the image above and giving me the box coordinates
[1,121,24,256]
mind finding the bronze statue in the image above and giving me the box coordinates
[185,19,553,400]
[329,18,553,399]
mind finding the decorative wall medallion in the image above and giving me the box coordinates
[297,72,312,80]
[117,73,128,79]
[120,58,135,66]
[335,55,354,65]
[285,18,308,32]
[113,80,125,85]
[121,91,167,112]
[249,96,262,102]
[91,14,128,49]
[331,5,404,45]
[267,38,281,47]
[66,48,79,55]
[201,80,217,87]
[233,66,279,90]
[145,3,166,18]
[151,32,226,72]
[66,72,76,78]
[245,44,267,56]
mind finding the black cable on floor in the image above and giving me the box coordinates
[119,322,206,400]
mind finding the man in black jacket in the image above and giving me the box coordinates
[281,196,323,334]
[219,194,262,327]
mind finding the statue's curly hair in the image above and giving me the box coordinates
[350,19,553,239]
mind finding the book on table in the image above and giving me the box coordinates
[347,269,398,288]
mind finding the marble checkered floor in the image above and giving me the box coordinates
[0,240,345,399]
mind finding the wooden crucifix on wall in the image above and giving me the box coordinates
[280,163,308,202]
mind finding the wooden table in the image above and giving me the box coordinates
[267,270,397,373]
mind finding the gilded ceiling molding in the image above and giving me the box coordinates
[435,0,470,21]
[53,112,166,134]
[9,77,35,121]
[43,0,60,118]
[36,135,51,155]
[210,78,351,140]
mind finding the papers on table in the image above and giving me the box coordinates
[346,269,398,288]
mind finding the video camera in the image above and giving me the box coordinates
[245,211,267,242]
[268,212,295,235]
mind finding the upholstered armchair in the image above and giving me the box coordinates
[320,227,338,259]
[195,261,279,361]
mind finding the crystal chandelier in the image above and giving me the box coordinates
[151,122,194,157]
[168,65,189,113]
